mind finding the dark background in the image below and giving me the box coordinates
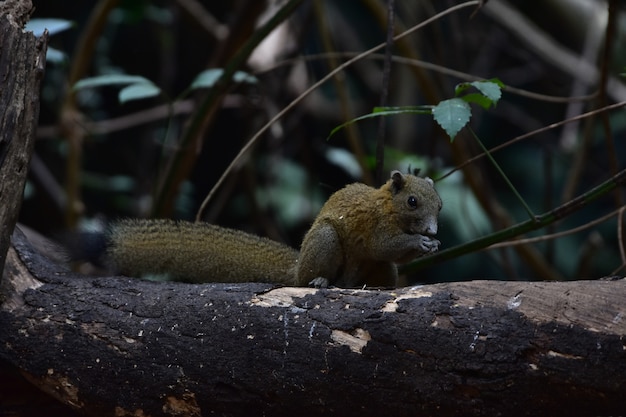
[22,0,626,284]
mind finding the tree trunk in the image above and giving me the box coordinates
[0,0,46,277]
[2,229,626,417]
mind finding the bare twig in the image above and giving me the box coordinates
[617,206,626,269]
[196,1,481,221]
[256,52,597,104]
[375,0,395,185]
[482,0,626,102]
[154,0,304,218]
[557,6,605,151]
[402,167,626,273]
[29,154,67,212]
[439,101,626,181]
[39,100,195,138]
[313,1,371,185]
[59,0,121,228]
[486,208,620,250]
[598,0,621,207]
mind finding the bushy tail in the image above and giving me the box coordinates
[108,219,299,285]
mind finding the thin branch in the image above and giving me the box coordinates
[60,0,120,228]
[486,208,620,249]
[557,5,605,151]
[470,129,535,220]
[618,206,626,268]
[313,1,372,185]
[401,167,626,273]
[256,52,597,104]
[29,153,67,212]
[375,0,395,185]
[153,0,305,218]
[482,0,626,102]
[598,0,621,206]
[439,101,626,181]
[560,0,617,209]
[196,1,481,221]
[38,100,195,138]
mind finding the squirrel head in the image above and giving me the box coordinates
[389,170,442,236]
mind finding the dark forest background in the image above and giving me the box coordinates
[22,0,626,283]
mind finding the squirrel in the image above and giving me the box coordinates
[100,170,442,288]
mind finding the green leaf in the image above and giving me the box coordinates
[461,93,494,110]
[190,69,258,90]
[119,83,162,104]
[432,98,471,141]
[486,77,505,89]
[73,75,154,91]
[454,79,503,109]
[25,18,74,37]
[470,80,502,103]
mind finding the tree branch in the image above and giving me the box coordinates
[403,166,626,273]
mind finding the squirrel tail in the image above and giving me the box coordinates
[107,219,299,285]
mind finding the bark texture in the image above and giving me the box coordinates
[0,0,46,278]
[1,229,626,417]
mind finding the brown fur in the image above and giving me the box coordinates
[297,171,441,287]
[107,171,441,287]
[109,220,299,284]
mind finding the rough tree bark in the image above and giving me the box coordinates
[0,0,46,277]
[1,2,626,417]
[1,231,626,417]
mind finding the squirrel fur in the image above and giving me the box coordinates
[104,170,442,288]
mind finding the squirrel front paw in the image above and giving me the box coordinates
[416,234,440,254]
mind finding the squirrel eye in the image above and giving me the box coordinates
[407,196,418,209]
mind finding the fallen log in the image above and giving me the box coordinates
[1,228,625,417]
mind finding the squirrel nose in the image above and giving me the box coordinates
[426,221,438,236]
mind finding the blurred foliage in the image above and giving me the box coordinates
[24,0,626,283]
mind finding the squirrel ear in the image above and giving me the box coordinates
[390,170,406,193]
[404,166,421,176]
[425,177,434,186]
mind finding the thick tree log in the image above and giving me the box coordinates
[1,229,625,417]
[0,1,47,276]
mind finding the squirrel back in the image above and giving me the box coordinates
[296,170,441,287]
